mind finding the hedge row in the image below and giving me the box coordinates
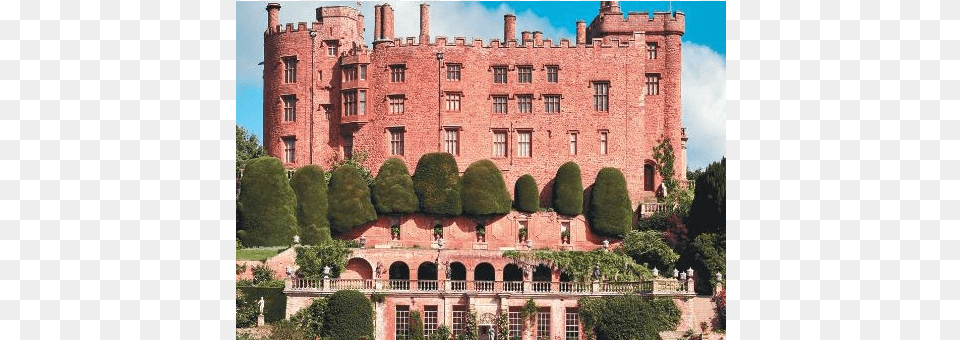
[237,286,287,324]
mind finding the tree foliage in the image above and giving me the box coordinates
[653,139,677,193]
[291,297,328,340]
[235,289,258,328]
[372,158,419,215]
[513,174,540,213]
[615,230,680,271]
[237,157,299,246]
[587,167,633,238]
[552,161,584,215]
[323,290,374,340]
[294,240,354,279]
[410,310,425,340]
[328,151,375,185]
[688,233,725,295]
[412,152,462,216]
[236,125,264,174]
[290,165,331,245]
[460,159,512,216]
[687,158,725,237]
[579,295,681,340]
[502,249,651,282]
[327,165,378,234]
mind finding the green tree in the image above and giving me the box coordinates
[513,174,540,213]
[237,157,299,246]
[587,167,632,238]
[291,297,328,340]
[329,151,375,186]
[295,240,354,279]
[552,161,584,215]
[371,158,419,215]
[412,152,462,216]
[327,165,378,235]
[615,230,679,271]
[236,125,265,174]
[323,290,374,340]
[290,165,331,245]
[410,310,425,340]
[460,159,512,216]
[688,233,725,295]
[687,157,725,237]
[235,289,258,328]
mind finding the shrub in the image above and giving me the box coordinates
[714,289,726,330]
[237,157,299,246]
[579,295,681,340]
[687,158,725,237]
[327,165,378,235]
[689,233,725,295]
[552,162,584,215]
[587,167,632,238]
[269,319,307,340]
[513,174,539,213]
[235,289,258,328]
[290,165,331,245]
[410,310,425,340]
[429,325,451,340]
[295,240,353,279]
[252,264,275,285]
[371,158,419,215]
[412,152,462,216]
[323,290,374,340]
[291,297,328,340]
[461,160,512,216]
[616,230,679,271]
[236,286,287,323]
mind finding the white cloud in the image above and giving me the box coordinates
[681,41,726,171]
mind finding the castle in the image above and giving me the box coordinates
[252,2,716,340]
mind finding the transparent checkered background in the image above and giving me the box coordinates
[5,0,956,339]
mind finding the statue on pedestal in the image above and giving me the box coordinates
[258,296,265,315]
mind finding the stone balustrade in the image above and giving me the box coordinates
[285,277,695,296]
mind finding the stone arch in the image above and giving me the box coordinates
[643,162,656,192]
[417,262,438,281]
[503,263,523,282]
[449,262,467,281]
[533,264,552,292]
[389,261,410,280]
[341,257,374,280]
[474,263,495,281]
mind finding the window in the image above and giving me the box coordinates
[646,74,660,95]
[359,90,366,115]
[282,95,297,121]
[447,63,461,81]
[453,306,467,336]
[343,134,354,160]
[342,91,357,116]
[561,221,571,244]
[569,132,578,155]
[446,93,462,111]
[424,306,438,336]
[326,41,338,56]
[359,64,367,80]
[600,131,608,155]
[647,42,658,59]
[389,95,405,114]
[444,128,460,156]
[391,65,406,82]
[396,305,410,340]
[517,131,531,157]
[537,308,551,340]
[544,95,560,113]
[390,128,404,156]
[546,65,559,83]
[283,57,297,83]
[517,95,533,113]
[342,65,357,82]
[508,307,522,339]
[493,95,508,114]
[644,164,655,191]
[518,66,532,83]
[565,308,579,340]
[493,130,507,157]
[493,66,507,84]
[283,137,296,163]
[593,81,609,112]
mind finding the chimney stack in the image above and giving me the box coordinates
[382,4,395,41]
[419,3,430,43]
[266,3,281,34]
[533,31,543,46]
[374,4,382,40]
[576,20,586,45]
[357,13,364,36]
[504,14,516,42]
[521,31,532,45]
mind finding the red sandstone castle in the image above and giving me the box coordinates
[249,2,720,340]
[262,1,688,205]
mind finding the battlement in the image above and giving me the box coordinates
[589,10,685,37]
[382,34,636,50]
[316,5,361,22]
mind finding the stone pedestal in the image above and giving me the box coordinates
[257,314,265,326]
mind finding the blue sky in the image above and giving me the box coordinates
[237,1,726,170]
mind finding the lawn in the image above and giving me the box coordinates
[237,246,288,261]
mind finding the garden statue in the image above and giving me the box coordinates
[652,267,659,277]
[673,268,679,278]
[602,239,609,250]
[293,235,300,245]
[258,297,264,315]
[687,267,694,278]
[323,266,331,278]
[285,266,294,278]
[717,272,723,282]
[592,263,601,281]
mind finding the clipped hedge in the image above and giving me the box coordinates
[513,174,539,213]
[461,159,512,216]
[412,152,462,216]
[323,290,374,340]
[237,286,287,324]
[687,157,726,237]
[552,161,584,215]
[237,157,299,246]
[371,158,419,215]
[588,167,633,238]
[579,295,681,340]
[327,165,378,235]
[290,165,331,245]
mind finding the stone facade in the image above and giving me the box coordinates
[262,1,687,207]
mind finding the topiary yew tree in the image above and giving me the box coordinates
[290,165,331,245]
[588,167,633,238]
[371,158,419,215]
[461,159,512,216]
[552,161,584,215]
[687,157,725,237]
[322,290,374,340]
[513,174,539,213]
[412,152,462,216]
[237,157,298,246]
[327,165,378,235]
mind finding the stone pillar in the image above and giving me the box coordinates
[419,3,430,43]
[266,3,281,34]
[504,14,516,42]
[576,20,586,45]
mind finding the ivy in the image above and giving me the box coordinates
[653,139,677,194]
[520,299,537,327]
[578,295,681,340]
[502,249,651,282]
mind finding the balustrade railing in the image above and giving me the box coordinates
[640,203,668,216]
[450,280,466,291]
[473,280,495,292]
[558,282,588,293]
[389,279,410,291]
[417,280,439,291]
[287,278,691,295]
[503,281,524,292]
[532,281,552,292]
